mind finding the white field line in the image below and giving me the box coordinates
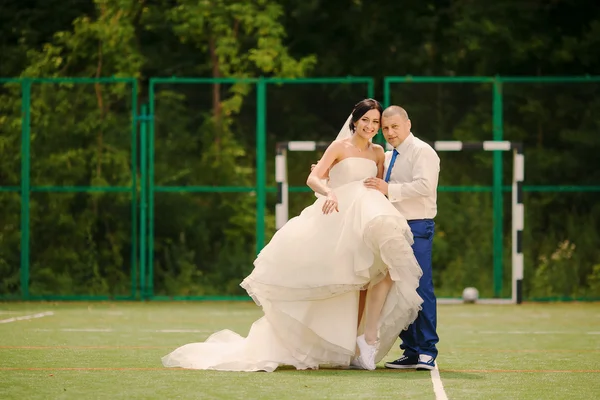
[0,311,54,324]
[31,328,114,332]
[28,328,211,333]
[431,363,449,400]
[151,329,211,333]
[472,330,600,335]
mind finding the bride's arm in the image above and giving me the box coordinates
[306,141,341,197]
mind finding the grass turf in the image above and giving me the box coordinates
[0,301,599,399]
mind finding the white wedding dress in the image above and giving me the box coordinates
[162,157,423,371]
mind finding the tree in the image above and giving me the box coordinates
[1,0,317,296]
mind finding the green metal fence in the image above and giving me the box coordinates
[1,76,599,301]
[0,77,138,300]
[142,77,374,299]
[384,75,600,298]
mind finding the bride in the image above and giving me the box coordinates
[161,99,423,372]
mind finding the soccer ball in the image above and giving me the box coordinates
[462,287,479,303]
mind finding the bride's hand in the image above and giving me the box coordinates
[322,192,339,214]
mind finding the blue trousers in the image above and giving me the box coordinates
[399,219,439,359]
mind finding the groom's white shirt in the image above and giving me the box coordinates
[384,133,440,220]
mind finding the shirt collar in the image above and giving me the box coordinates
[395,132,414,153]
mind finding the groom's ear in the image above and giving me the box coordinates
[407,119,412,131]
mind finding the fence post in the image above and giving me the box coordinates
[255,78,267,254]
[139,104,148,299]
[366,78,385,145]
[492,77,504,297]
[130,81,138,300]
[148,85,156,299]
[383,77,391,108]
[20,79,31,300]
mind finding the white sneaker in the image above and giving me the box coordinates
[416,354,436,371]
[356,335,378,370]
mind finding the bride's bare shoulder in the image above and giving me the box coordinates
[328,139,352,153]
[371,143,385,156]
[331,138,350,147]
[371,143,385,152]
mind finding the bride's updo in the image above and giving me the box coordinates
[349,98,383,132]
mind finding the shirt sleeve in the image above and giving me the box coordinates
[388,146,440,203]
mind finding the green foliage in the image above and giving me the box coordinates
[150,91,259,295]
[168,0,316,78]
[586,264,600,297]
[434,193,495,298]
[0,0,312,296]
[531,240,577,298]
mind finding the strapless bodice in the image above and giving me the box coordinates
[328,157,377,188]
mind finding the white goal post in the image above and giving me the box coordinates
[274,140,525,304]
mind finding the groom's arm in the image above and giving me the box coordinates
[387,147,439,203]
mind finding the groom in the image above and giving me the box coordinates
[363,105,440,371]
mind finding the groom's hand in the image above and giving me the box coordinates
[364,178,388,195]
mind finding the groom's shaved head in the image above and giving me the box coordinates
[381,105,411,147]
[382,106,409,120]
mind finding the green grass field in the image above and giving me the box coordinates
[1,301,599,399]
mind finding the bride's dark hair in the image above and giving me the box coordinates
[349,98,383,132]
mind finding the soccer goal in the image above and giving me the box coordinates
[274,140,525,304]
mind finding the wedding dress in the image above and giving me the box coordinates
[162,157,423,371]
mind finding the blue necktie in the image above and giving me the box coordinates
[384,149,399,183]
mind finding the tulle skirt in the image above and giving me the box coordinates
[162,182,423,371]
